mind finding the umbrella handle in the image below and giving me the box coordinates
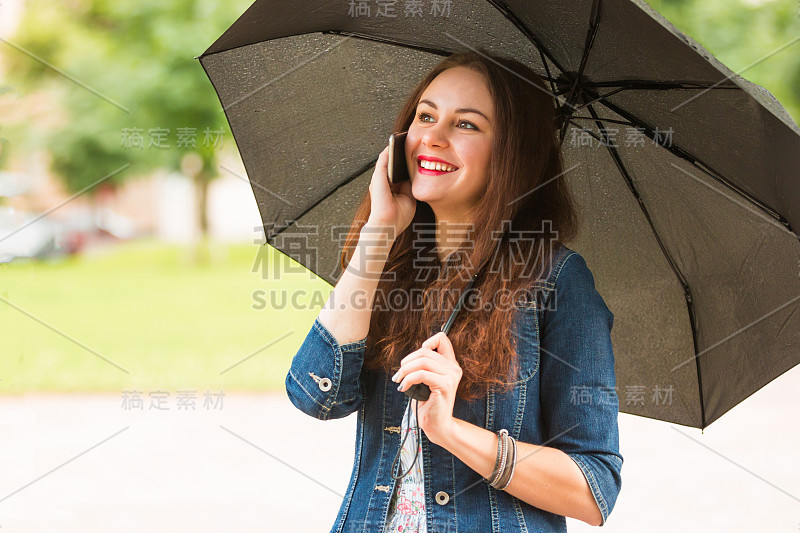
[402,257,489,402]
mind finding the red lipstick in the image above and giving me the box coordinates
[417,155,459,175]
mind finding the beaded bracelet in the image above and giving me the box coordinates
[492,433,514,489]
[491,430,508,487]
[484,429,509,487]
[496,435,517,491]
[483,429,517,491]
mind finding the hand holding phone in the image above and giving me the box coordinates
[366,134,416,242]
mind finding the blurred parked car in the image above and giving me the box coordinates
[0,206,58,262]
[0,204,139,263]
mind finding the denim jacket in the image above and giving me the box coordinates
[285,244,623,532]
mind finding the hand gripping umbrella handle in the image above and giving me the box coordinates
[403,257,489,402]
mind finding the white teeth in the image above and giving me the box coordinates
[419,159,457,172]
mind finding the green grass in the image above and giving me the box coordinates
[0,238,333,394]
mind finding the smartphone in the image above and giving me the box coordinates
[387,131,410,184]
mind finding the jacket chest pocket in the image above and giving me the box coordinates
[509,301,541,384]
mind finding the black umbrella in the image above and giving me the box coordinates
[197,0,800,429]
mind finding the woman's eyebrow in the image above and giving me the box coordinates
[418,98,490,123]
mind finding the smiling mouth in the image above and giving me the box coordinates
[417,160,459,174]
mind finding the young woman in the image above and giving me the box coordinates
[285,50,622,532]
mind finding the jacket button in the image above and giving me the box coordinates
[435,491,450,505]
[318,377,332,392]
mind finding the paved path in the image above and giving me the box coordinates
[1,367,799,532]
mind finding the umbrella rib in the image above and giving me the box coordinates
[564,119,605,145]
[264,157,378,241]
[483,0,568,111]
[564,0,602,108]
[568,116,635,127]
[558,0,603,143]
[484,0,570,79]
[566,0,603,143]
[573,79,741,91]
[588,90,791,229]
[564,87,627,112]
[536,42,560,118]
[584,103,707,428]
[320,30,451,58]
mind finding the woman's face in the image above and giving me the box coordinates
[405,66,494,222]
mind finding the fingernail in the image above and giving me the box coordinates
[391,371,399,382]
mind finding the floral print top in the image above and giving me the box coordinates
[384,401,427,533]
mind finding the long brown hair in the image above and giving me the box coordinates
[341,50,578,400]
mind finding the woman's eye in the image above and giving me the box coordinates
[416,112,477,130]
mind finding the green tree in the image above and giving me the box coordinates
[5,0,253,259]
[645,0,800,123]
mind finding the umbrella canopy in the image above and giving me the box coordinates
[198,0,800,429]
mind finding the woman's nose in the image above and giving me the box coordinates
[420,122,449,149]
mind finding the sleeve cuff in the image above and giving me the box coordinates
[567,452,615,526]
[284,316,368,420]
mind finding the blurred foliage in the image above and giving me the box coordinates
[5,0,254,192]
[644,0,800,124]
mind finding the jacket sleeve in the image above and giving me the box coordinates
[284,316,368,420]
[539,251,623,526]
